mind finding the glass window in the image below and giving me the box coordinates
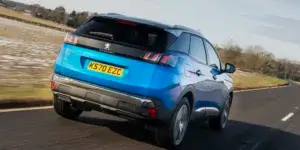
[75,17,176,53]
[189,36,207,64]
[204,40,221,70]
[168,33,190,54]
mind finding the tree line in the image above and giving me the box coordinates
[27,5,94,28]
[216,44,300,81]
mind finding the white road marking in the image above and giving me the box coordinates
[281,113,294,122]
[0,106,53,113]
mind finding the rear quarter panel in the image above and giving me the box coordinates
[147,51,192,110]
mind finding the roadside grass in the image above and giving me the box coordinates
[0,87,52,101]
[233,70,288,90]
[0,7,74,32]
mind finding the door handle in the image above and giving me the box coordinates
[213,75,217,80]
[196,70,203,76]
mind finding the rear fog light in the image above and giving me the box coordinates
[50,81,56,90]
[147,108,157,118]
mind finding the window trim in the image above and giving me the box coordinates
[203,39,222,71]
[188,34,208,65]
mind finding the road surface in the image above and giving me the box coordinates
[1,84,300,150]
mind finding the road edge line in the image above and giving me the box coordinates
[0,106,53,113]
[281,112,294,122]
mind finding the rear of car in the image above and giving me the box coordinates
[51,15,183,122]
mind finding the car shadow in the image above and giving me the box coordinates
[77,116,300,150]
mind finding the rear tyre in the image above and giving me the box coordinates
[53,96,83,120]
[208,97,231,131]
[155,97,190,149]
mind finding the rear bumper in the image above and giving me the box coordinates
[51,74,172,123]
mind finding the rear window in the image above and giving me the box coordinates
[74,16,176,53]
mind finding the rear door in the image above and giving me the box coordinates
[59,16,176,96]
[187,35,216,119]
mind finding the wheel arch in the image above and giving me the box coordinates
[178,85,196,114]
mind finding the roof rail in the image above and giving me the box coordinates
[106,13,124,16]
[173,25,203,36]
[98,13,125,17]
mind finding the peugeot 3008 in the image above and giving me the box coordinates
[51,13,236,148]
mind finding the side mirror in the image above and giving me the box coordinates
[223,63,236,73]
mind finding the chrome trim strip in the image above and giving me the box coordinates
[195,107,219,112]
[53,91,144,118]
[51,74,155,107]
[206,107,219,112]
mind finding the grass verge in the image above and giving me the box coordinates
[0,87,53,109]
[233,70,288,90]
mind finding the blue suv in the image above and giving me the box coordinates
[51,13,236,148]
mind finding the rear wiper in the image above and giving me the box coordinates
[89,32,114,40]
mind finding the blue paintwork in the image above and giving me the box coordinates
[53,41,233,119]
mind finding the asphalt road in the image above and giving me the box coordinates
[1,84,300,150]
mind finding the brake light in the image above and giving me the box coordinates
[143,52,152,60]
[142,52,162,62]
[116,19,137,26]
[151,54,160,61]
[142,52,178,67]
[64,33,79,45]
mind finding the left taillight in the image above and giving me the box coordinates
[64,33,79,45]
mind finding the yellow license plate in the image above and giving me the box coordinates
[87,61,124,77]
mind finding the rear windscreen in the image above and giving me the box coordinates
[74,17,176,53]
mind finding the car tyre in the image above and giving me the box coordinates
[208,96,231,131]
[155,97,190,149]
[53,96,82,120]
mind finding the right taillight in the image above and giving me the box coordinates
[143,52,162,62]
[142,52,178,67]
[159,54,178,67]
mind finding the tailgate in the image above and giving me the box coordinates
[58,16,176,96]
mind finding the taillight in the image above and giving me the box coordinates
[159,54,178,67]
[142,52,178,67]
[64,33,79,45]
[142,52,162,62]
[50,81,56,90]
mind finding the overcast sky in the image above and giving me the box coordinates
[14,0,300,61]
